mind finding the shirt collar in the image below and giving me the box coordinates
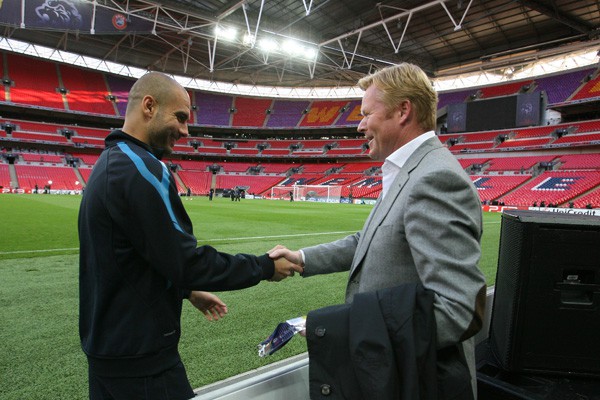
[380,131,435,199]
[385,130,436,169]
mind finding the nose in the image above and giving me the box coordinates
[179,124,189,138]
[357,117,366,133]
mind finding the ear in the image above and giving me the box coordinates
[141,95,156,118]
[397,100,412,124]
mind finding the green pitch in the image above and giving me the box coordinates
[0,194,501,399]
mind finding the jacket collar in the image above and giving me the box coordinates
[105,129,165,160]
[350,136,443,274]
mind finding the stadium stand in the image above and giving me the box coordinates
[0,163,11,188]
[177,170,212,195]
[300,164,338,174]
[78,167,93,184]
[266,100,310,128]
[556,153,600,170]
[230,139,264,149]
[339,161,381,173]
[326,147,365,156]
[267,139,300,149]
[472,175,532,203]
[10,131,69,144]
[449,142,496,152]
[195,92,233,126]
[105,75,134,117]
[5,53,64,109]
[220,162,257,173]
[552,133,600,146]
[59,64,116,115]
[259,163,295,174]
[311,173,364,187]
[335,100,363,126]
[14,164,80,191]
[261,148,291,156]
[217,174,283,195]
[347,176,382,199]
[7,120,64,134]
[173,143,196,154]
[299,100,348,127]
[1,55,599,208]
[572,187,600,209]
[495,137,553,149]
[497,171,600,207]
[479,80,533,98]
[20,153,63,164]
[71,127,111,139]
[71,136,105,148]
[232,97,272,127]
[70,153,100,166]
[568,70,600,101]
[230,148,260,156]
[511,125,557,139]
[485,155,556,172]
[437,89,477,110]
[534,68,596,105]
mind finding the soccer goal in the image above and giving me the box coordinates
[270,185,342,203]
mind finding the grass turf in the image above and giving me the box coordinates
[0,194,501,399]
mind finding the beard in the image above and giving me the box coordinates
[148,126,175,155]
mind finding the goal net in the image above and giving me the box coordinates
[270,185,342,203]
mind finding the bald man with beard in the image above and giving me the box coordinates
[78,72,302,400]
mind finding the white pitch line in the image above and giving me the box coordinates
[0,222,502,255]
[0,231,356,255]
[0,247,79,255]
[202,230,356,242]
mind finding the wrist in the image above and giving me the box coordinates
[298,250,306,266]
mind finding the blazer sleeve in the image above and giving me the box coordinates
[404,165,486,347]
[301,232,360,277]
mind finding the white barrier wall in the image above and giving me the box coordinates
[193,288,495,400]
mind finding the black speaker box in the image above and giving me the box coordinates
[489,209,600,377]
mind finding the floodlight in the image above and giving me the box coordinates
[283,39,303,56]
[243,33,256,47]
[259,38,278,52]
[303,47,317,60]
[215,26,237,41]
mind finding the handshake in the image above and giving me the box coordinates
[268,245,304,282]
[190,246,306,322]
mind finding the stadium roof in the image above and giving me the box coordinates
[1,0,599,89]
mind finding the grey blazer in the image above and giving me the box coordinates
[302,136,487,394]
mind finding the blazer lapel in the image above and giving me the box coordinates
[350,170,408,276]
[350,137,442,276]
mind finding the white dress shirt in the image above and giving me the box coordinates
[380,131,435,199]
[299,131,436,265]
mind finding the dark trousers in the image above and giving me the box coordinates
[89,361,195,400]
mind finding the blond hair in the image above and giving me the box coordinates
[358,63,437,131]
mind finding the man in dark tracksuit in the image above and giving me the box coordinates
[78,72,302,400]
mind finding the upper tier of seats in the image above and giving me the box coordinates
[441,118,600,154]
[2,51,599,129]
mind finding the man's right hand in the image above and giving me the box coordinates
[268,245,304,281]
